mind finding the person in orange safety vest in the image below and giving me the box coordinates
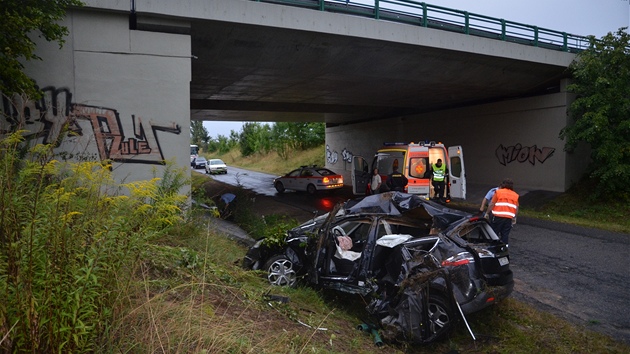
[487,178,519,245]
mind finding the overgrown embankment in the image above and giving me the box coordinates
[2,132,628,352]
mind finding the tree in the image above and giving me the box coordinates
[239,122,271,157]
[190,121,209,151]
[1,0,83,96]
[561,28,630,201]
[271,122,325,159]
[206,134,236,154]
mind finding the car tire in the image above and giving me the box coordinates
[307,184,316,195]
[426,293,455,340]
[275,182,285,193]
[264,255,297,287]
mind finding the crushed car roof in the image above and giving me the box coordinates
[344,192,470,226]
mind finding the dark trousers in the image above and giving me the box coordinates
[432,180,445,199]
[491,216,513,244]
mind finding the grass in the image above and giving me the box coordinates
[115,210,385,353]
[526,187,630,234]
[123,193,630,353]
[4,137,625,351]
[184,145,630,353]
[206,146,325,176]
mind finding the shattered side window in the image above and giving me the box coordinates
[397,224,430,238]
[348,222,372,244]
[377,219,430,239]
[333,219,373,247]
[376,219,393,238]
[457,222,499,242]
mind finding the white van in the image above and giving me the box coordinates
[352,141,466,200]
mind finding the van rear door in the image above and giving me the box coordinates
[448,146,466,200]
[352,156,370,195]
[406,145,430,196]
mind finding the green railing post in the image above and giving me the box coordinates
[421,2,427,27]
[533,26,538,46]
[464,12,469,35]
[501,19,506,41]
[375,0,380,20]
[319,0,324,11]
[563,32,568,51]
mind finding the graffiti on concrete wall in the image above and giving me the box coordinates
[326,144,338,164]
[325,145,355,165]
[495,143,555,166]
[1,87,78,144]
[341,148,353,163]
[1,86,181,165]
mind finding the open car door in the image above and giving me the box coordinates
[352,156,370,195]
[448,146,466,200]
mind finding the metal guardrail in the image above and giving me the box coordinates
[252,0,592,53]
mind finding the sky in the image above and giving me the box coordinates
[202,0,629,138]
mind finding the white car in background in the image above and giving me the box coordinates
[274,165,344,194]
[206,159,228,174]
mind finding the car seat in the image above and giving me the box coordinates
[331,227,361,275]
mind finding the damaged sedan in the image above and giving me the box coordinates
[242,192,513,343]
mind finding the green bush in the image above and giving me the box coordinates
[0,131,188,352]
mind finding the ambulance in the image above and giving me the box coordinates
[351,141,466,200]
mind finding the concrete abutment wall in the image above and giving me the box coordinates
[1,7,192,193]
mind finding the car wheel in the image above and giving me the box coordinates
[426,294,454,339]
[275,182,285,193]
[307,184,316,195]
[264,255,297,287]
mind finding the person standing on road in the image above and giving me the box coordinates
[370,168,382,194]
[487,178,519,245]
[386,162,408,192]
[430,158,448,201]
[479,183,501,217]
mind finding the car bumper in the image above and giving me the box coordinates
[209,168,227,173]
[316,183,344,190]
[460,280,514,314]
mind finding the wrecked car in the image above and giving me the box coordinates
[242,192,513,343]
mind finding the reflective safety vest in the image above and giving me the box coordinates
[431,163,446,182]
[491,188,519,219]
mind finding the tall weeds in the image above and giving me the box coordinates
[0,131,188,352]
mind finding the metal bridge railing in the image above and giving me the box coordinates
[252,0,592,52]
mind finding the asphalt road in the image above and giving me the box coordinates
[198,166,630,344]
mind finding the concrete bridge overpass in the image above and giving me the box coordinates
[185,0,582,125]
[2,0,591,195]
